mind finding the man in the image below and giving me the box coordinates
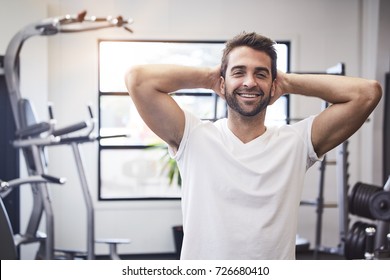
[125,32,382,259]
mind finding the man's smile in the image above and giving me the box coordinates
[237,92,262,98]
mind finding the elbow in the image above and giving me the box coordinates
[124,65,143,97]
[365,80,383,109]
[355,79,383,113]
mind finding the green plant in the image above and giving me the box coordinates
[148,143,182,187]
[160,150,182,187]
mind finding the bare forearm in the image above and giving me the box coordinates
[125,64,219,95]
[279,73,382,106]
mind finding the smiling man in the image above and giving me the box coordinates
[124,32,382,259]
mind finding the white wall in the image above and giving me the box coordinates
[1,0,388,258]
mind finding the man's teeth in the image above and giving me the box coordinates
[240,93,258,97]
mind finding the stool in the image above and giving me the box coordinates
[96,238,130,260]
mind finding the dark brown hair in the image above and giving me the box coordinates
[221,32,277,80]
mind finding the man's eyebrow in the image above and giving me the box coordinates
[254,67,270,74]
[230,65,246,71]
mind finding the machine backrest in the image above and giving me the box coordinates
[18,98,39,128]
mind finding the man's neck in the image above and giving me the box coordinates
[227,111,267,144]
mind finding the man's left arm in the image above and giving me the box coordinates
[274,72,382,158]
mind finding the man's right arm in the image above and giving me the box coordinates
[124,64,221,151]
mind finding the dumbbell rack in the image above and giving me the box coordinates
[345,177,390,259]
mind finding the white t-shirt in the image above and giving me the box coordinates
[171,110,321,260]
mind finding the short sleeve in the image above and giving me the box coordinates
[168,110,201,161]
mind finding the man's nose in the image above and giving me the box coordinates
[243,75,257,88]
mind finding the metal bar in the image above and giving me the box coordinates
[71,142,95,260]
[4,23,43,130]
[336,141,349,255]
[313,155,327,259]
[29,145,54,260]
[375,176,390,249]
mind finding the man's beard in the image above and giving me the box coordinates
[224,87,271,117]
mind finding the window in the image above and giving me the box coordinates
[98,40,290,200]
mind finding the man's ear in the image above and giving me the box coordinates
[218,76,226,100]
[271,79,276,97]
[268,79,278,105]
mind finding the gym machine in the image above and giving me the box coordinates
[11,99,130,259]
[0,174,66,260]
[3,10,134,259]
[345,177,390,259]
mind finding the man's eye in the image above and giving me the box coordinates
[232,71,244,76]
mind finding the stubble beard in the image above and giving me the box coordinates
[224,87,271,117]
